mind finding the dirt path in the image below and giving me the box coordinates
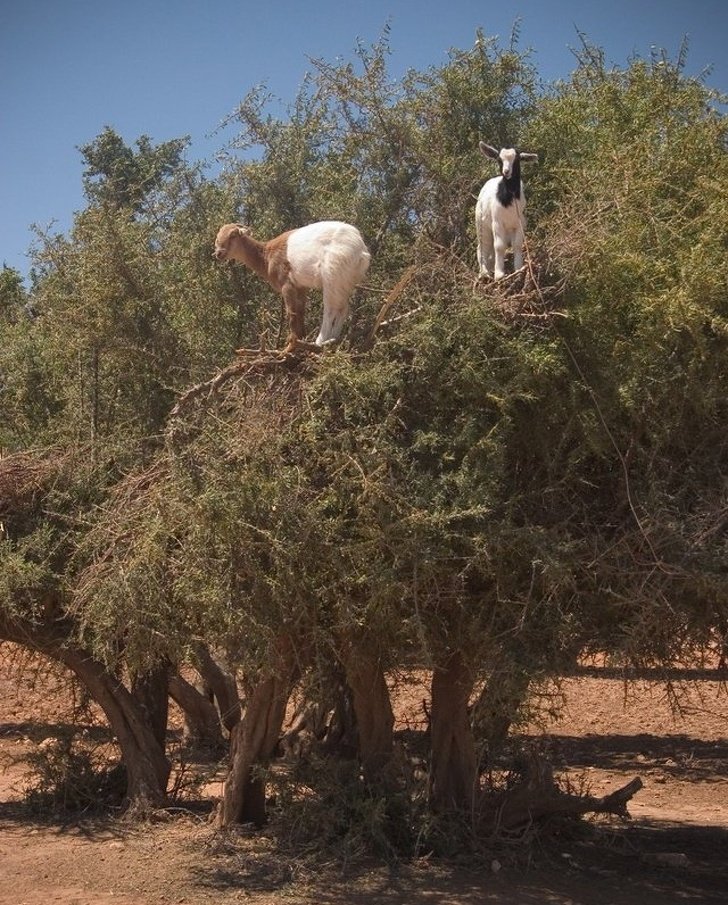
[1,650,727,904]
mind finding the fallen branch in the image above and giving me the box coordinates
[483,752,644,833]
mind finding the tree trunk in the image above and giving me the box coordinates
[321,667,358,757]
[472,665,531,758]
[61,648,170,812]
[192,642,241,733]
[131,664,169,751]
[217,634,299,827]
[168,672,226,752]
[339,640,394,783]
[429,650,478,813]
[0,614,170,812]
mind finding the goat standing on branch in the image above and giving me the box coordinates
[475,143,538,281]
[213,221,371,353]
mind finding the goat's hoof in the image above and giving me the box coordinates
[289,340,325,354]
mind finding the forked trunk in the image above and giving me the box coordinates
[192,641,241,732]
[217,633,299,827]
[168,672,226,752]
[58,648,171,811]
[429,650,478,812]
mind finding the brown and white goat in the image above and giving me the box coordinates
[213,220,371,352]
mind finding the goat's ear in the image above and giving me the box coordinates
[235,225,252,236]
[520,152,539,163]
[479,142,500,160]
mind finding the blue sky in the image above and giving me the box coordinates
[2,0,727,282]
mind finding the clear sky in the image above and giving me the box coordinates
[2,0,726,281]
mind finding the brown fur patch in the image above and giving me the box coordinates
[263,232,293,290]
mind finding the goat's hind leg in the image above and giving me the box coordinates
[316,289,349,346]
[512,228,526,273]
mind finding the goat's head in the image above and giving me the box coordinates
[213,224,250,261]
[479,142,538,179]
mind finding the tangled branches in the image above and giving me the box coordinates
[0,448,77,526]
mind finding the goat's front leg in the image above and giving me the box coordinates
[282,283,306,352]
[493,234,508,280]
[476,222,494,279]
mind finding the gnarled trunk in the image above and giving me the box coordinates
[217,633,299,827]
[61,647,170,812]
[429,650,477,813]
[0,614,170,811]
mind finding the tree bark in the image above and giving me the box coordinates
[217,633,299,827]
[430,650,478,812]
[339,639,394,783]
[60,647,170,812]
[131,664,169,751]
[320,667,358,757]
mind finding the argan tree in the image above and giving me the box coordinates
[2,34,726,850]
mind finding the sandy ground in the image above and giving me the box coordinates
[1,648,726,905]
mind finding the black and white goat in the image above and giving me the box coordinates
[475,142,538,280]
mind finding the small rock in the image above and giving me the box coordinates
[491,859,501,874]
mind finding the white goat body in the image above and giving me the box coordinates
[475,143,538,280]
[214,220,371,351]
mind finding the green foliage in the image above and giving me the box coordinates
[79,126,188,213]
[268,754,427,861]
[0,528,57,622]
[0,268,57,448]
[0,266,27,322]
